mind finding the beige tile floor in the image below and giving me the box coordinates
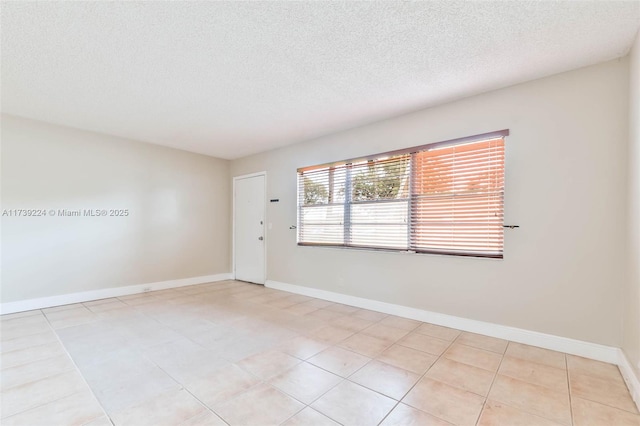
[1,280,639,426]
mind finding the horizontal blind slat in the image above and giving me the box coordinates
[298,134,505,257]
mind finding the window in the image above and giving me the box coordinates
[297,130,507,258]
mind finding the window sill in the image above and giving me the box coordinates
[296,243,503,260]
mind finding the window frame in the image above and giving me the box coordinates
[297,129,508,259]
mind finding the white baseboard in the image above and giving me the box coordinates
[618,349,640,411]
[0,273,233,314]
[266,280,619,364]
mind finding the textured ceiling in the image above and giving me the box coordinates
[2,1,639,159]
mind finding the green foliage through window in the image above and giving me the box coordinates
[352,158,409,201]
[303,177,328,205]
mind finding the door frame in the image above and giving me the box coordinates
[232,171,267,284]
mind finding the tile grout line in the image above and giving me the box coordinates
[146,361,232,426]
[356,324,424,425]
[264,309,394,425]
[478,344,578,425]
[566,353,575,426]
[372,323,427,426]
[41,310,114,425]
[0,340,64,370]
[473,340,509,426]
[376,328,461,425]
[565,369,640,415]
[0,311,105,422]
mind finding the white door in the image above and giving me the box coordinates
[234,174,266,284]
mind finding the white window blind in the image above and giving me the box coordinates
[297,130,507,258]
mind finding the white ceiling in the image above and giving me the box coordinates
[2,1,639,159]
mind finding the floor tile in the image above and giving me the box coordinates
[279,336,329,360]
[477,399,565,426]
[569,371,638,413]
[330,315,375,332]
[361,323,409,343]
[1,313,48,326]
[456,332,508,354]
[312,380,396,426]
[281,407,340,426]
[349,359,419,400]
[79,348,158,390]
[118,294,158,306]
[0,310,43,321]
[488,375,572,425]
[283,303,320,316]
[310,325,354,345]
[83,415,115,426]
[84,299,128,313]
[0,342,67,369]
[567,354,625,382]
[110,389,205,426]
[378,316,421,331]
[58,328,136,368]
[178,410,227,426]
[2,281,638,426]
[269,362,341,404]
[1,391,104,426]
[505,342,566,370]
[1,354,76,390]
[351,309,388,322]
[338,333,391,357]
[214,383,304,426]
[323,304,359,314]
[45,306,99,329]
[425,357,495,396]
[303,299,335,309]
[307,309,344,321]
[120,323,183,348]
[414,323,460,341]
[266,296,303,310]
[307,346,370,377]
[403,377,485,425]
[443,342,502,372]
[142,338,228,383]
[376,344,438,375]
[1,315,52,341]
[42,304,85,314]
[1,370,89,418]
[236,349,300,380]
[83,298,120,307]
[499,356,568,392]
[0,331,59,354]
[183,363,261,407]
[207,334,274,363]
[56,318,128,341]
[380,403,453,426]
[93,367,181,413]
[571,396,640,426]
[167,318,225,338]
[399,332,450,356]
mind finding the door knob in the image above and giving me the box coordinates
[258,236,264,241]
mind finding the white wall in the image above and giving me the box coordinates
[624,30,640,377]
[231,59,629,347]
[1,115,230,303]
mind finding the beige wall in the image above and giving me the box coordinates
[1,115,230,303]
[231,59,629,347]
[624,30,640,375]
